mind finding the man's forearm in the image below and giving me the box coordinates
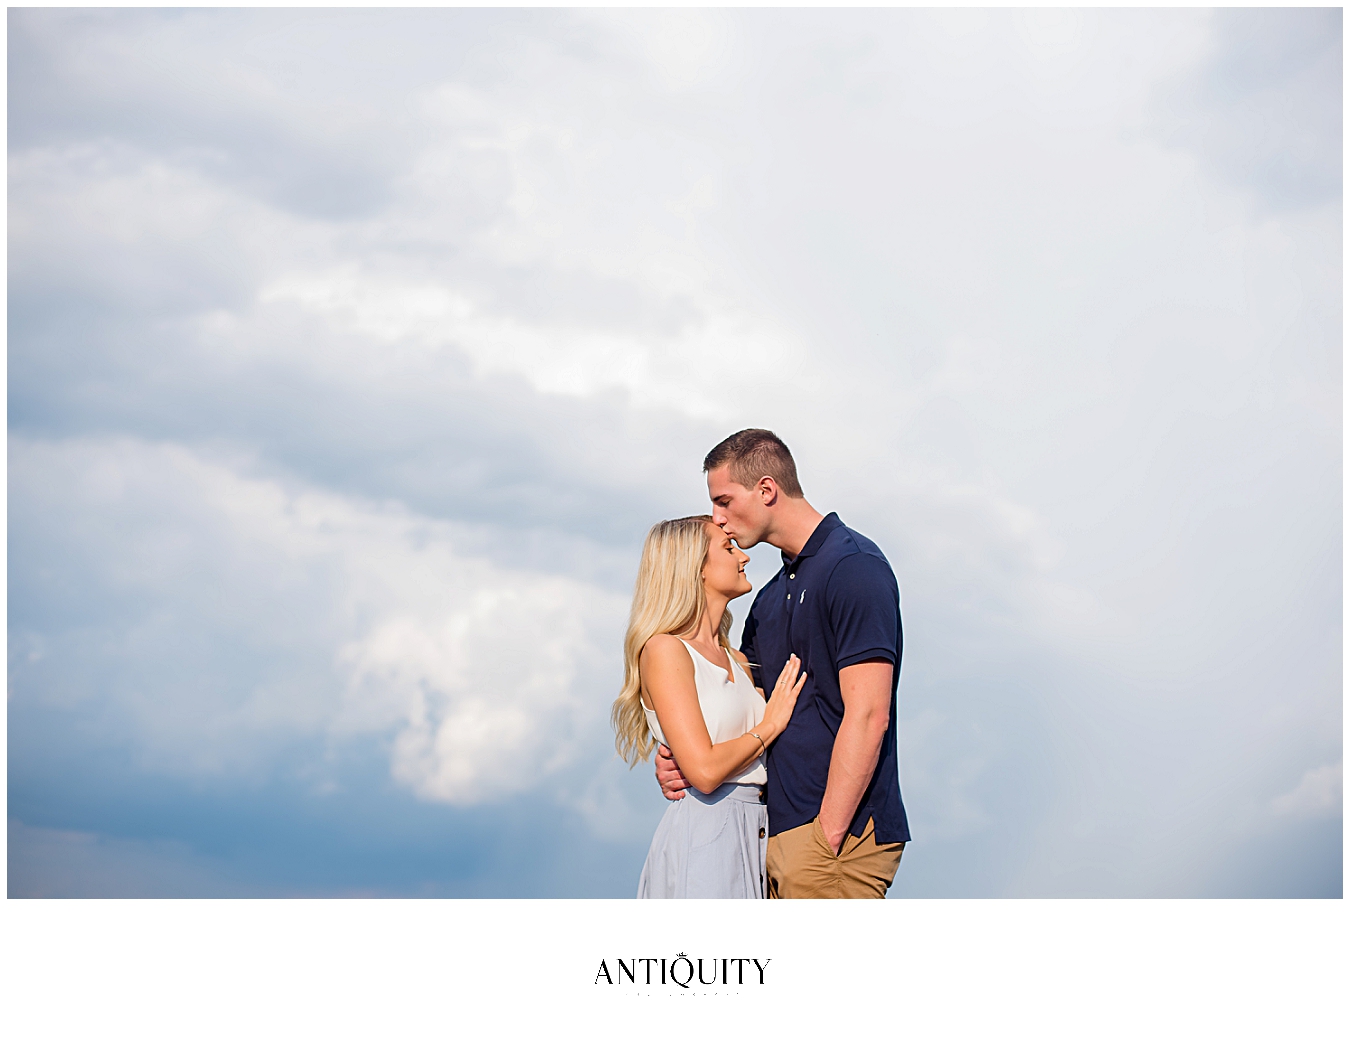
[817,712,886,852]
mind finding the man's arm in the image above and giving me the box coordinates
[816,660,892,854]
[655,743,690,800]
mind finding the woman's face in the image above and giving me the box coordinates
[702,522,752,600]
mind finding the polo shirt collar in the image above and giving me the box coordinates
[782,512,842,567]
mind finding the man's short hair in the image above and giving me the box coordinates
[703,428,804,498]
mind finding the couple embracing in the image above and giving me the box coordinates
[612,429,910,899]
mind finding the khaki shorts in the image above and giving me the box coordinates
[766,815,904,899]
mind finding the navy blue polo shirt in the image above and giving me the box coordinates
[740,513,911,844]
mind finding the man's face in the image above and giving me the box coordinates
[707,465,770,548]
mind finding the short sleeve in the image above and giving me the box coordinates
[739,603,761,680]
[826,552,900,671]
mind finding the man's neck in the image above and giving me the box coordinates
[766,499,826,559]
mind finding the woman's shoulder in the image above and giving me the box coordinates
[728,647,755,682]
[640,633,691,664]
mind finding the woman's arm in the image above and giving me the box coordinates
[641,636,804,795]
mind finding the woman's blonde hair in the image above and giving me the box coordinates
[612,515,733,766]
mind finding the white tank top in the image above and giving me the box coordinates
[643,638,768,786]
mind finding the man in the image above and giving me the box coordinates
[656,429,910,898]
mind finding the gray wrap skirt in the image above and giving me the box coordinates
[636,783,768,899]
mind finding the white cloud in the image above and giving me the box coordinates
[1271,762,1343,820]
[259,266,804,419]
[1149,8,1342,211]
[337,575,614,804]
[8,9,1340,895]
[588,9,740,94]
[9,436,627,801]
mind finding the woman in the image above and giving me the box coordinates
[612,515,807,898]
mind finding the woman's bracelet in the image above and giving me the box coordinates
[746,730,766,755]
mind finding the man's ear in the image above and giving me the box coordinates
[758,476,779,507]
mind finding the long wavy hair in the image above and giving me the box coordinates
[612,515,733,765]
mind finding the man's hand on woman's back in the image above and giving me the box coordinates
[655,744,690,800]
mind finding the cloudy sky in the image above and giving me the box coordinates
[8,8,1341,897]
